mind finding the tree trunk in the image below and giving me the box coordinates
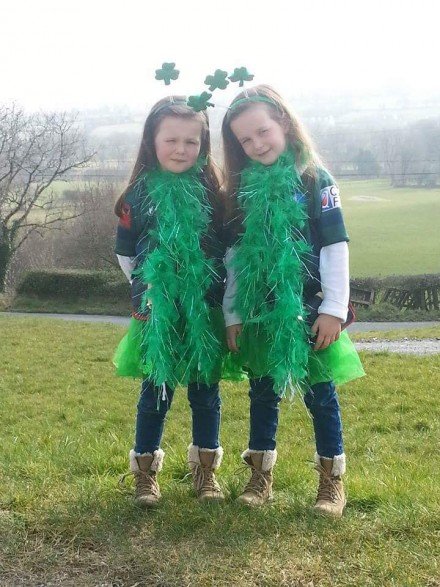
[0,226,12,293]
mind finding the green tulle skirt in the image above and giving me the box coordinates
[114,309,364,389]
[114,307,245,385]
[223,323,365,388]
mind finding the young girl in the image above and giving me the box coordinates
[221,85,364,516]
[114,97,227,506]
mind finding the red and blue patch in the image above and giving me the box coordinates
[320,185,341,212]
[119,203,132,229]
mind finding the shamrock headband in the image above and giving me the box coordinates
[154,63,255,112]
[227,95,277,116]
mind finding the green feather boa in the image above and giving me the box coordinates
[137,161,220,387]
[233,150,312,393]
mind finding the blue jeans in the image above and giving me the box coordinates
[249,377,344,457]
[134,379,221,453]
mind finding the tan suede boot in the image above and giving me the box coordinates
[129,449,164,507]
[313,453,346,518]
[188,445,224,502]
[236,449,277,506]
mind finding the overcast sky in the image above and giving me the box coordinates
[2,0,439,111]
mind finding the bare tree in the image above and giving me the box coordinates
[0,104,95,291]
[53,181,120,270]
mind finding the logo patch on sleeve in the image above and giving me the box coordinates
[119,203,132,229]
[320,185,341,212]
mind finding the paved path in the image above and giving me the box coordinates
[1,311,130,326]
[355,339,440,355]
[1,312,438,334]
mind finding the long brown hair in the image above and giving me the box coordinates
[115,96,221,217]
[221,85,322,239]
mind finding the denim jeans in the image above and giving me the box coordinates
[134,379,221,453]
[249,377,344,457]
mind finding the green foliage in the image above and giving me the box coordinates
[0,317,439,585]
[17,269,128,299]
[381,274,440,289]
[353,148,380,177]
[351,274,440,293]
[356,302,440,322]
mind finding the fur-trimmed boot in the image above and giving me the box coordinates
[236,449,277,506]
[313,453,346,518]
[188,445,224,502]
[129,449,164,507]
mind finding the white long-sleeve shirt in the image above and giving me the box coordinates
[117,254,136,283]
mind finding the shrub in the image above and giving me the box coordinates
[17,270,128,300]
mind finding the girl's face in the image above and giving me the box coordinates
[154,116,203,173]
[230,103,287,166]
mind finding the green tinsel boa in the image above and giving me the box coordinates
[233,150,312,393]
[136,161,220,387]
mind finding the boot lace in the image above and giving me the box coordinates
[190,462,221,495]
[136,470,159,498]
[315,465,343,504]
[120,470,159,498]
[242,465,271,497]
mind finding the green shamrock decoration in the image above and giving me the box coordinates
[187,92,214,112]
[204,69,229,91]
[155,63,180,85]
[229,67,254,87]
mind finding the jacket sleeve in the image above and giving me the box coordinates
[315,169,349,247]
[115,199,138,257]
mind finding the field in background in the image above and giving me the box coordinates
[30,178,440,279]
[340,180,439,277]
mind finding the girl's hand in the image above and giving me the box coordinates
[311,314,342,351]
[226,324,243,353]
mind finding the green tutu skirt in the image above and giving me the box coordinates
[114,311,364,389]
[114,307,245,385]
[224,323,365,388]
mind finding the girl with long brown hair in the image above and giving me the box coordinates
[114,97,227,507]
[221,85,364,515]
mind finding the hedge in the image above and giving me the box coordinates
[17,270,129,299]
[351,274,440,292]
[17,270,440,310]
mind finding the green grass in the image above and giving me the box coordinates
[340,179,440,277]
[0,317,439,586]
[350,325,440,342]
[11,294,130,316]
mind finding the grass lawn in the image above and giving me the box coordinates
[340,180,440,277]
[350,325,440,342]
[10,294,130,317]
[0,317,439,586]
